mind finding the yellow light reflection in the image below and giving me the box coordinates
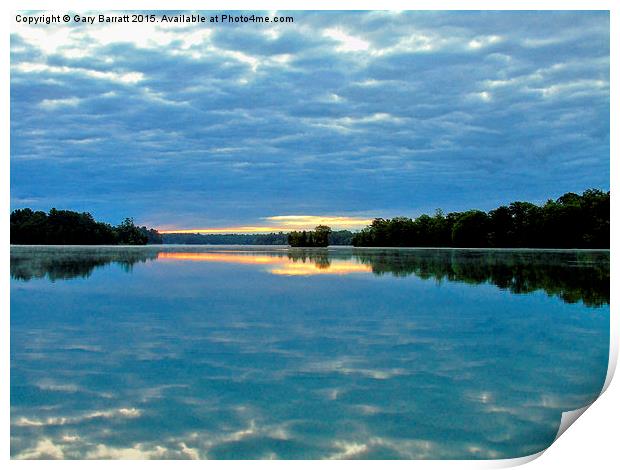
[156,252,371,276]
[157,252,276,265]
[271,261,372,276]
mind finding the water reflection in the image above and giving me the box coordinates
[157,251,372,276]
[354,249,609,308]
[11,247,609,307]
[10,247,158,281]
[10,245,610,459]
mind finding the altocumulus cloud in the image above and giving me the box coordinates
[10,11,609,229]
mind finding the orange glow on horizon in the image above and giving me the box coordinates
[157,215,374,234]
[156,252,372,276]
[265,215,374,228]
[157,226,288,234]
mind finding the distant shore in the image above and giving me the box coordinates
[10,188,609,249]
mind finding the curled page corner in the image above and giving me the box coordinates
[554,404,591,441]
[549,339,617,446]
[493,343,616,469]
[491,406,593,469]
[601,331,618,395]
[491,450,545,468]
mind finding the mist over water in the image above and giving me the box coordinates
[10,246,609,459]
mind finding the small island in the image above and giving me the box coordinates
[288,225,332,247]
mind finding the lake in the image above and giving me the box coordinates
[10,246,610,459]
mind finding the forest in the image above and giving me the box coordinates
[10,208,161,245]
[162,230,354,245]
[10,189,609,248]
[351,189,609,249]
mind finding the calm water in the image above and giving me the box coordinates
[10,246,609,459]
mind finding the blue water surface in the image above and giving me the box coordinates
[10,246,609,459]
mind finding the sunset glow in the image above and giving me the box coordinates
[157,226,289,234]
[157,215,374,234]
[263,215,373,230]
[157,252,278,264]
[156,252,372,276]
[270,261,372,276]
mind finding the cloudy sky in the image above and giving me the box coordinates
[10,11,609,232]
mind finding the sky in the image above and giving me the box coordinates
[10,11,609,233]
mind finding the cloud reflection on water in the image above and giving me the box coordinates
[10,246,610,459]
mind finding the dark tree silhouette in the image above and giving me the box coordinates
[352,189,609,248]
[10,208,159,245]
[451,210,489,247]
[289,225,332,247]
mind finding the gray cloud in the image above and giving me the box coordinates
[11,11,609,227]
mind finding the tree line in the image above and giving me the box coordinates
[162,229,354,245]
[162,232,289,245]
[10,188,609,248]
[351,189,609,248]
[10,208,162,245]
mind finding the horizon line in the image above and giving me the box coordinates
[157,215,375,234]
[157,226,363,235]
